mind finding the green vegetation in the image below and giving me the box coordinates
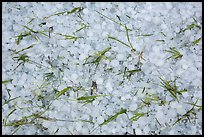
[130,112,148,121]
[96,11,135,51]
[172,99,199,126]
[100,108,127,126]
[165,47,183,60]
[43,7,83,19]
[159,77,187,102]
[2,79,13,84]
[83,47,111,69]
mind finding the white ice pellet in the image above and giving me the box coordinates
[129,103,138,111]
[71,73,78,80]
[96,77,104,85]
[96,116,104,124]
[135,128,142,135]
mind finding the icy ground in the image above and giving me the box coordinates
[2,2,202,135]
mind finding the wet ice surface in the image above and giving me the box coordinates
[2,2,202,135]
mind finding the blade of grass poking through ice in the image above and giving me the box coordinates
[77,94,110,104]
[108,36,130,48]
[56,86,72,99]
[3,109,16,125]
[67,7,83,14]
[16,33,23,45]
[160,32,166,37]
[74,23,88,34]
[126,15,131,19]
[156,40,165,42]
[172,99,199,126]
[4,96,21,105]
[125,25,135,52]
[13,53,47,70]
[159,77,178,101]
[54,33,79,42]
[136,34,153,37]
[165,47,183,60]
[116,15,121,21]
[26,18,35,25]
[16,32,31,45]
[24,26,38,33]
[43,7,83,19]
[95,11,125,27]
[83,47,111,70]
[44,72,54,81]
[4,112,39,126]
[14,44,36,54]
[24,26,49,37]
[2,79,13,84]
[80,119,94,124]
[100,108,127,126]
[159,77,187,102]
[130,112,147,121]
[192,36,202,46]
[179,19,201,33]
[126,69,142,73]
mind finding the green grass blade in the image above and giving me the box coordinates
[136,34,153,37]
[4,109,17,125]
[80,119,94,124]
[193,37,202,46]
[130,112,146,121]
[74,23,88,33]
[172,99,198,126]
[126,69,142,73]
[17,33,23,45]
[156,40,165,42]
[125,25,135,51]
[2,79,13,84]
[96,11,125,27]
[4,96,21,105]
[108,36,130,48]
[38,31,49,37]
[126,15,131,19]
[77,94,108,101]
[24,26,38,33]
[44,7,83,19]
[116,15,121,21]
[56,86,72,98]
[15,44,36,54]
[67,7,82,14]
[100,108,127,126]
[26,18,35,25]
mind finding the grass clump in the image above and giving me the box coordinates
[165,47,183,60]
[179,18,201,33]
[83,47,111,69]
[159,77,187,102]
[141,92,166,106]
[172,99,200,126]
[117,67,142,81]
[13,53,48,70]
[96,11,135,52]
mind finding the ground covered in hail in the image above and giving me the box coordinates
[2,2,202,135]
